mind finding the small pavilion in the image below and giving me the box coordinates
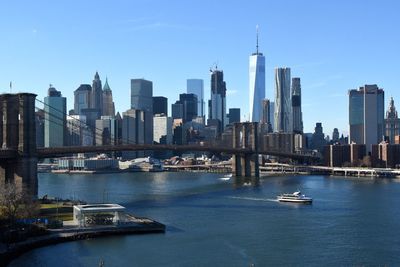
[73,204,128,227]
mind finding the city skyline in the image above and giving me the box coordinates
[1,0,400,135]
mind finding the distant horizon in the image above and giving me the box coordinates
[1,0,399,136]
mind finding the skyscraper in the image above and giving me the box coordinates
[122,109,145,159]
[261,99,272,132]
[249,26,265,122]
[172,103,184,120]
[274,67,292,132]
[261,99,270,124]
[153,96,168,116]
[131,79,153,145]
[291,77,303,134]
[102,78,115,117]
[349,84,384,152]
[311,122,326,152]
[332,128,340,142]
[44,86,66,147]
[384,97,400,144]
[269,101,275,132]
[91,71,103,117]
[209,68,227,132]
[187,79,204,118]
[95,116,119,146]
[131,79,153,112]
[228,108,241,124]
[176,93,198,123]
[74,84,91,115]
[66,115,93,146]
[153,115,173,145]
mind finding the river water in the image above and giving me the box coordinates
[9,172,400,266]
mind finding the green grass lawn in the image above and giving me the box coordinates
[40,203,73,221]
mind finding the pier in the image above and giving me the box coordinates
[260,163,400,178]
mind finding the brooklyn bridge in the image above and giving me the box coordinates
[0,93,317,196]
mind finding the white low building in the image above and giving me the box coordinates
[73,204,128,227]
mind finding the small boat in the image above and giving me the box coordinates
[277,191,313,204]
[219,173,232,181]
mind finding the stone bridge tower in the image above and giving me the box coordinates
[232,122,259,177]
[0,93,37,196]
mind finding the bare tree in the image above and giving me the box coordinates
[0,183,38,225]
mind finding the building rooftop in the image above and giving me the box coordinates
[74,203,125,212]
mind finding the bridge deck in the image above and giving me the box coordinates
[0,145,318,161]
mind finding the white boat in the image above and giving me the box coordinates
[277,191,313,204]
[219,173,232,181]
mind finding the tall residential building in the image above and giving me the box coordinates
[187,79,204,117]
[209,68,227,132]
[91,71,103,118]
[102,78,115,117]
[349,84,384,152]
[249,27,265,122]
[228,108,241,124]
[131,79,153,145]
[274,67,292,132]
[153,96,168,116]
[385,97,400,144]
[74,84,91,115]
[291,77,303,134]
[44,86,66,147]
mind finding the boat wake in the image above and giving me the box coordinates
[228,196,278,202]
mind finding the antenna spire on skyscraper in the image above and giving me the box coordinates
[256,25,259,54]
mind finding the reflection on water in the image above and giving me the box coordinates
[232,176,260,188]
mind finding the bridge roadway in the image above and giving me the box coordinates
[0,144,318,160]
[1,144,318,160]
[36,144,318,160]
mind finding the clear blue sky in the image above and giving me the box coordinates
[1,0,399,136]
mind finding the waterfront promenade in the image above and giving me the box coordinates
[0,217,165,267]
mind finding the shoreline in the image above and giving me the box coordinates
[0,220,165,267]
[43,166,400,178]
